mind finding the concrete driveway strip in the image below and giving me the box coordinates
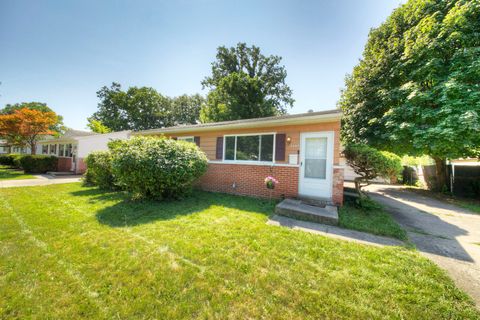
[0,175,82,188]
[363,184,480,307]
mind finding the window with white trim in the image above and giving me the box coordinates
[224,134,274,162]
[59,144,65,157]
[49,144,57,155]
[42,144,48,154]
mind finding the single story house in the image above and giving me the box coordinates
[0,139,31,154]
[134,110,344,205]
[37,130,131,173]
[0,139,11,154]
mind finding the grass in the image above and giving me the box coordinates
[0,165,35,181]
[1,183,478,319]
[338,201,408,241]
[406,187,480,214]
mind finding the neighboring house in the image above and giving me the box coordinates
[0,139,11,154]
[0,139,31,154]
[135,110,344,205]
[37,130,131,173]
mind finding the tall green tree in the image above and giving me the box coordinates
[339,0,480,190]
[86,118,112,133]
[89,83,203,131]
[201,43,293,122]
[200,72,275,122]
[170,94,204,125]
[1,102,65,134]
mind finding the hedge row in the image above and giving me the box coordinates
[84,136,208,199]
[0,154,58,173]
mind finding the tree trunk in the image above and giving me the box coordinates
[433,157,447,191]
[30,142,36,155]
[354,176,368,198]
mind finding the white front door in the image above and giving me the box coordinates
[299,132,334,199]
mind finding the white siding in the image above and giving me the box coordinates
[76,131,131,158]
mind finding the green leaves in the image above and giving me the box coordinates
[90,83,205,131]
[108,136,208,200]
[344,144,402,182]
[340,0,480,160]
[201,43,293,123]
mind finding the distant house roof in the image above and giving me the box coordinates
[62,129,98,138]
[38,129,98,143]
[134,109,342,135]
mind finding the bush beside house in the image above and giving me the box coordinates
[0,154,17,166]
[84,151,115,189]
[0,154,57,173]
[344,143,402,197]
[85,136,208,199]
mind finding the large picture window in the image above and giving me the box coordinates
[224,134,274,162]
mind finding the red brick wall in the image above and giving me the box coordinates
[57,157,72,172]
[76,157,87,174]
[332,168,344,206]
[197,163,299,199]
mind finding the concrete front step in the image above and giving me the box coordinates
[275,199,339,226]
[46,171,75,177]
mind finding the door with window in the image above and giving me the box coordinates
[299,132,334,199]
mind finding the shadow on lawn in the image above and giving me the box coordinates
[70,187,274,227]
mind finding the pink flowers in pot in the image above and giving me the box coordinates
[265,176,279,190]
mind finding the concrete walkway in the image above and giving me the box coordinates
[268,215,405,247]
[363,184,480,307]
[0,175,82,188]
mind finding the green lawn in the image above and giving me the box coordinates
[1,183,478,319]
[339,201,408,240]
[0,165,35,181]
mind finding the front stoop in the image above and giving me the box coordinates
[275,199,338,226]
[46,171,75,177]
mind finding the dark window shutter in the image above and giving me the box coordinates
[216,137,223,160]
[275,134,286,161]
[194,136,200,147]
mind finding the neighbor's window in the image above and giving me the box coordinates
[65,144,73,157]
[178,136,195,143]
[42,145,48,154]
[49,144,57,155]
[224,134,274,162]
[59,144,65,157]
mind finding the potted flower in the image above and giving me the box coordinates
[265,176,279,202]
[265,176,279,190]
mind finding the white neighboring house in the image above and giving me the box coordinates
[0,139,11,154]
[37,130,131,173]
[0,139,32,154]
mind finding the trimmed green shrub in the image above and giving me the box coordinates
[380,151,403,183]
[344,144,403,196]
[111,136,208,199]
[18,155,57,173]
[0,154,17,166]
[84,151,115,189]
[11,154,24,168]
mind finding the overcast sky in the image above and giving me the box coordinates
[0,0,403,130]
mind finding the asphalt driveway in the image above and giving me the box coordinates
[362,184,480,307]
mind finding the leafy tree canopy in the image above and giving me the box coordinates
[0,108,58,154]
[89,83,204,131]
[1,102,65,134]
[201,43,293,122]
[200,72,276,123]
[340,0,480,162]
[86,118,111,133]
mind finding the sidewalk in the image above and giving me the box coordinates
[0,175,82,188]
[268,215,405,247]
